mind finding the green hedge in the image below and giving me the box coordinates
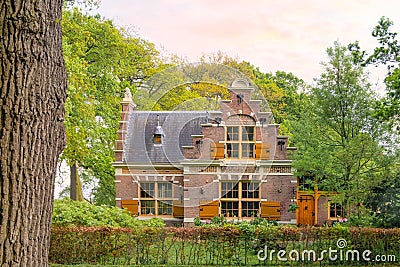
[49,225,400,266]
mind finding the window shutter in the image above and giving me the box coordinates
[199,200,219,219]
[261,201,280,220]
[210,143,225,159]
[255,143,270,160]
[173,200,184,218]
[121,200,138,216]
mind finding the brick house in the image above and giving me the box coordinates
[113,79,335,226]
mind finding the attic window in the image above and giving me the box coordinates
[154,134,162,145]
[153,115,165,146]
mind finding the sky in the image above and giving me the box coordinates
[93,0,400,87]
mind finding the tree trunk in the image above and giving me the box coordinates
[70,162,84,201]
[0,0,66,266]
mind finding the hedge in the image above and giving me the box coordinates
[49,225,400,266]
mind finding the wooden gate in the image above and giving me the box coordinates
[297,195,315,226]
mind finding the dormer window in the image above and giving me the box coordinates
[153,115,164,146]
[154,133,162,145]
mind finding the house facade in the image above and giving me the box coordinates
[113,79,335,226]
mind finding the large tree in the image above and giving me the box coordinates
[60,7,163,205]
[291,42,390,224]
[348,17,400,227]
[0,0,67,265]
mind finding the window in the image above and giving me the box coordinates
[242,126,254,141]
[153,134,162,145]
[242,182,259,198]
[140,182,155,198]
[242,143,254,158]
[226,126,239,141]
[242,201,259,217]
[153,121,165,146]
[227,143,239,158]
[158,182,172,198]
[329,202,343,218]
[158,200,172,215]
[222,181,239,198]
[221,181,260,218]
[226,126,255,159]
[141,200,155,215]
[221,201,239,217]
[140,182,173,216]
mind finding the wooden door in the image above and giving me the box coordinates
[297,195,315,226]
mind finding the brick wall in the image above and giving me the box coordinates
[317,195,329,225]
[261,175,296,221]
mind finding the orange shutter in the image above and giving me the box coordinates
[210,143,225,159]
[261,201,280,220]
[173,201,184,218]
[255,143,270,160]
[121,200,138,216]
[199,200,219,219]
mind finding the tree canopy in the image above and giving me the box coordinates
[61,7,163,205]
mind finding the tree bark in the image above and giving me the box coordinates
[70,162,84,201]
[0,0,66,266]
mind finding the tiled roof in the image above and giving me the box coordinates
[124,111,207,164]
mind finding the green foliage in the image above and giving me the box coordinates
[349,16,400,125]
[61,7,163,204]
[291,42,392,221]
[193,217,203,226]
[288,203,299,213]
[366,170,400,228]
[349,17,400,227]
[52,198,165,228]
[209,215,227,226]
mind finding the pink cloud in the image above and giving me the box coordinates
[96,0,400,83]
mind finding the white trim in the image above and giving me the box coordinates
[116,197,122,201]
[115,180,121,183]
[184,218,195,223]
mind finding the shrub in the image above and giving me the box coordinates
[52,198,165,228]
[49,225,400,266]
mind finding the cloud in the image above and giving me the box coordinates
[96,0,400,83]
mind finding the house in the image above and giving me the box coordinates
[113,78,336,226]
